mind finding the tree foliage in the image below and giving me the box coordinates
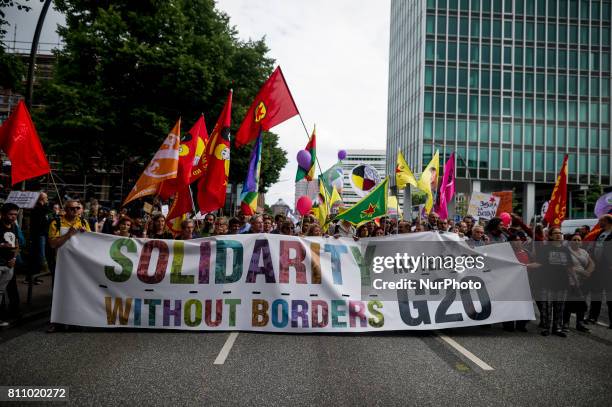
[0,0,33,91]
[35,0,287,189]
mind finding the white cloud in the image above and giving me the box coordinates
[216,0,390,208]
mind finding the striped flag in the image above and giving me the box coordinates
[240,131,263,215]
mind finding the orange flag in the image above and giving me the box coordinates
[158,115,209,199]
[544,155,568,227]
[123,120,181,206]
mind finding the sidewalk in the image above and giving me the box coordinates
[0,271,53,327]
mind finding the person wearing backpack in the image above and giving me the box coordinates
[46,199,90,333]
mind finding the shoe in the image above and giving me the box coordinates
[553,330,567,338]
[576,324,591,333]
[541,330,550,336]
[0,321,9,328]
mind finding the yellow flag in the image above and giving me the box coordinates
[315,180,330,231]
[396,150,418,189]
[124,119,181,206]
[417,150,439,214]
[330,186,342,208]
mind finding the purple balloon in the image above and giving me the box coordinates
[297,149,312,170]
[338,149,347,160]
[594,192,612,217]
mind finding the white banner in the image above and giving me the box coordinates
[51,232,534,332]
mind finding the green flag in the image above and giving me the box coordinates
[334,177,389,226]
[320,162,343,196]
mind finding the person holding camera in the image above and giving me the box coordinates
[48,199,91,250]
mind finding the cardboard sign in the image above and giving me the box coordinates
[143,202,153,214]
[4,191,40,209]
[467,193,500,220]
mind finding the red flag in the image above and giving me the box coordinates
[189,115,210,183]
[197,91,232,214]
[235,66,299,147]
[544,155,568,227]
[166,188,194,234]
[158,115,209,199]
[0,100,50,185]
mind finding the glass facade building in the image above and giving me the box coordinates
[387,0,612,218]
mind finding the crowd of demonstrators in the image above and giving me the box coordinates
[3,191,612,338]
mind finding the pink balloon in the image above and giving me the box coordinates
[499,212,512,226]
[296,196,313,216]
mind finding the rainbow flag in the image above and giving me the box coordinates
[240,130,263,215]
[295,127,316,182]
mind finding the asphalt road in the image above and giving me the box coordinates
[1,312,611,406]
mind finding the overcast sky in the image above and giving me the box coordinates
[5,0,391,207]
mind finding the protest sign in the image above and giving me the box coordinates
[467,193,500,220]
[4,191,40,208]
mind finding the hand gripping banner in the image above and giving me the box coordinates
[51,232,534,332]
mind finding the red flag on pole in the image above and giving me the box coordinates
[197,91,232,214]
[544,155,568,227]
[234,66,299,147]
[158,115,209,199]
[0,100,50,185]
[166,188,194,234]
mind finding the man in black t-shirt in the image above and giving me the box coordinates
[0,203,20,327]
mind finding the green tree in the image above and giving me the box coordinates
[35,0,286,192]
[0,0,32,91]
[575,183,603,215]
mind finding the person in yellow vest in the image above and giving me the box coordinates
[48,199,91,250]
[47,199,90,333]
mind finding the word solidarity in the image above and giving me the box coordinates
[51,233,535,332]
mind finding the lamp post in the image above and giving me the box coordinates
[24,0,52,109]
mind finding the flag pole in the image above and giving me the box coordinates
[49,169,63,209]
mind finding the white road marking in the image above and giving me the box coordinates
[437,333,494,371]
[214,332,239,365]
[596,321,608,327]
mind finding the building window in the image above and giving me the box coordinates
[502,149,511,169]
[535,151,544,171]
[491,121,501,142]
[536,125,545,145]
[436,66,446,86]
[524,151,533,171]
[425,92,434,112]
[424,119,434,140]
[457,120,467,141]
[491,148,500,169]
[513,151,523,171]
[568,128,578,147]
[427,16,436,34]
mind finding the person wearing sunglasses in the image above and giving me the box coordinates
[47,199,90,333]
[48,200,91,250]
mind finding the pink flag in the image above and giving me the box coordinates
[436,152,456,220]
